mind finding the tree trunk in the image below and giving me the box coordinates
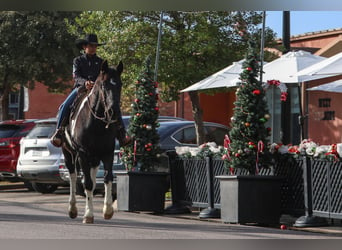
[188,91,205,145]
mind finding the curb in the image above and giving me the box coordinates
[0,184,25,191]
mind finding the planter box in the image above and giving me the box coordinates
[116,171,169,213]
[217,175,282,224]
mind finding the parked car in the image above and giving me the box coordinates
[16,118,69,193]
[157,121,229,152]
[0,119,36,182]
[112,120,229,173]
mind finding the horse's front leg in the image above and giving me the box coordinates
[83,166,98,224]
[103,159,114,220]
[68,170,78,219]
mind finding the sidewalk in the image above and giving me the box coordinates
[162,202,342,237]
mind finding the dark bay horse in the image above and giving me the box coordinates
[62,60,124,223]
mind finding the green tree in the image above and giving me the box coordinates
[121,57,161,172]
[0,11,80,120]
[69,11,276,143]
[228,40,272,174]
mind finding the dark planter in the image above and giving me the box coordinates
[217,175,282,224]
[116,171,169,213]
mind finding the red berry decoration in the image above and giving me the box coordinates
[280,224,287,230]
[246,67,252,71]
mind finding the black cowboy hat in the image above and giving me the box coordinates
[75,34,106,50]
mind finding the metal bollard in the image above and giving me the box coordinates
[164,151,192,214]
[199,156,220,219]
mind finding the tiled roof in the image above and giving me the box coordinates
[276,28,342,42]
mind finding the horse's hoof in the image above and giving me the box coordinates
[83,216,94,224]
[69,210,78,219]
[104,211,114,220]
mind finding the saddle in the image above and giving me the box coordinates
[70,85,88,120]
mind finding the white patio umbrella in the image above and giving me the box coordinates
[180,60,245,92]
[296,52,342,82]
[258,50,325,142]
[307,79,342,93]
[262,50,325,83]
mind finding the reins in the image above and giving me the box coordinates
[87,77,117,128]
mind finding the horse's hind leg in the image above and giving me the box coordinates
[102,158,114,220]
[68,171,78,219]
[83,166,98,224]
[64,150,77,219]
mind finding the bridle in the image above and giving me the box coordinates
[87,74,118,128]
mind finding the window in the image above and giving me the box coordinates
[0,125,20,138]
[9,93,19,105]
[322,111,335,120]
[205,126,228,146]
[26,123,57,139]
[319,98,331,108]
[173,126,197,144]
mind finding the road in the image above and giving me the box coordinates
[0,186,341,239]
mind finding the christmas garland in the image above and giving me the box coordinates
[264,79,288,101]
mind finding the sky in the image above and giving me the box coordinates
[265,11,342,38]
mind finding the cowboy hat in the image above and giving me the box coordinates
[75,34,106,50]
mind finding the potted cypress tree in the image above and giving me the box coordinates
[217,36,282,225]
[117,57,169,213]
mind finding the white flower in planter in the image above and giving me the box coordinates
[189,147,201,157]
[175,146,191,156]
[278,145,289,154]
[336,143,342,157]
[314,145,330,157]
[299,139,317,155]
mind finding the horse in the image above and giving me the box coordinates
[62,60,125,224]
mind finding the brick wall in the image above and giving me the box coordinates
[24,82,70,119]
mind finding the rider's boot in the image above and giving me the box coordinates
[50,128,64,147]
[50,117,68,148]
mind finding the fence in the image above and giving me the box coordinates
[167,154,342,220]
[167,155,305,217]
[311,159,342,219]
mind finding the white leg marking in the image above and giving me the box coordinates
[103,182,114,219]
[83,166,98,223]
[68,172,78,219]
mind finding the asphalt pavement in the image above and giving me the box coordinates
[0,182,341,239]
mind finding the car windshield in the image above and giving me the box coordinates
[0,125,21,138]
[26,123,56,139]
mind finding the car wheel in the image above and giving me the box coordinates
[32,183,58,194]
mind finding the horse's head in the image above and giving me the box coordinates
[92,61,124,124]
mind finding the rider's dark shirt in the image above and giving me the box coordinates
[72,53,103,89]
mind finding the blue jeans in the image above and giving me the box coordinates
[56,88,78,128]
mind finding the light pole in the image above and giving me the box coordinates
[154,11,164,82]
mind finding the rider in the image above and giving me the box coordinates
[50,34,106,147]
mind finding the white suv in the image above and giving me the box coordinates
[16,118,68,193]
